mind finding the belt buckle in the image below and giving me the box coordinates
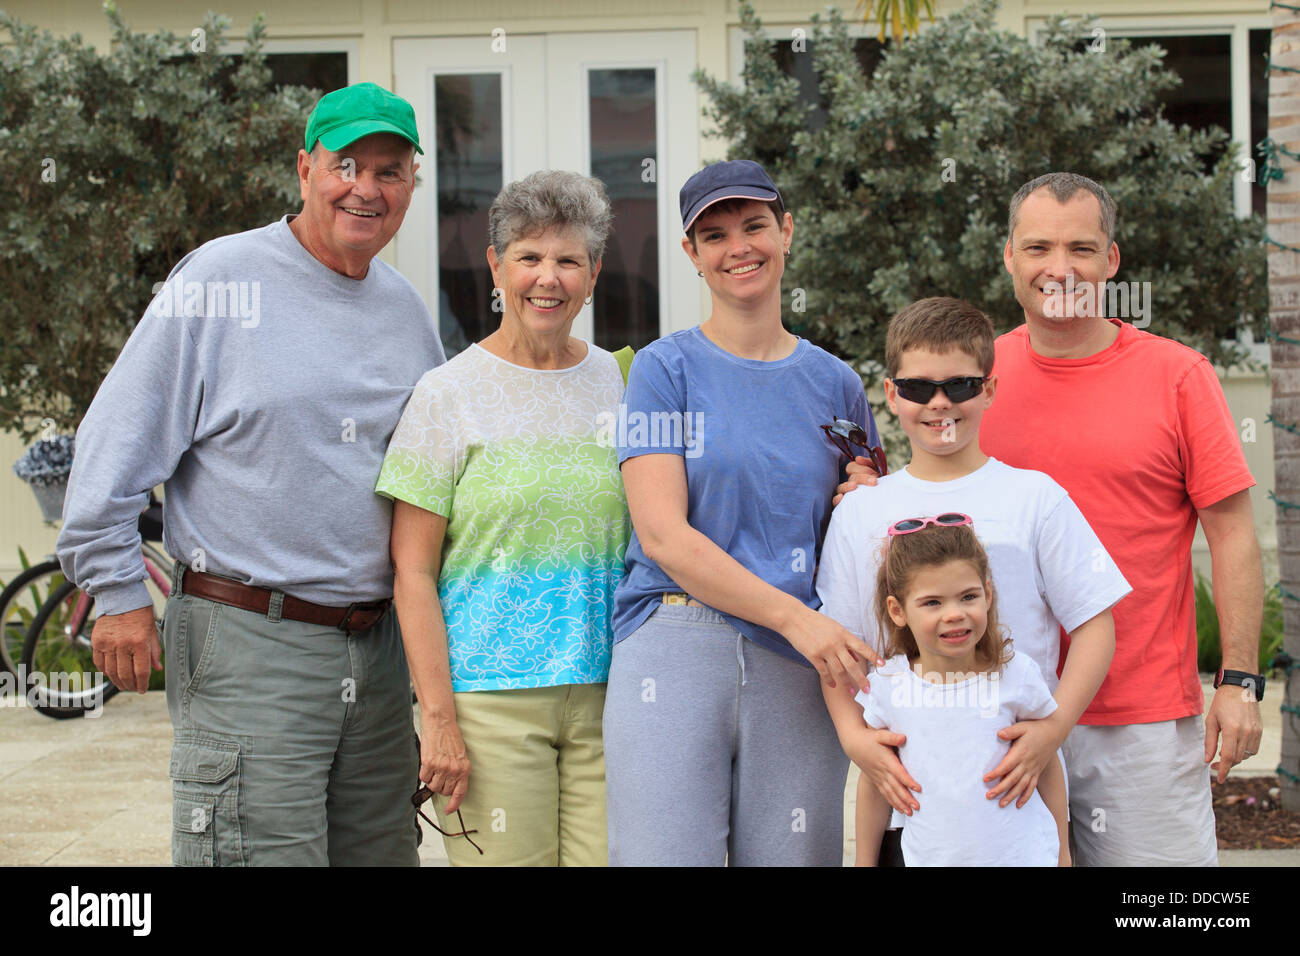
[338,600,389,634]
[338,602,362,633]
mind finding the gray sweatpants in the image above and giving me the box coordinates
[162,569,418,866]
[603,604,847,866]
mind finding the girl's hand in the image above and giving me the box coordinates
[983,714,1068,808]
[419,711,471,814]
[846,727,922,815]
[783,608,883,691]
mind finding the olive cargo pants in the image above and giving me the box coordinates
[162,572,418,866]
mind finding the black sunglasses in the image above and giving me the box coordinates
[891,377,987,404]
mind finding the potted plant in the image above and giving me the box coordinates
[12,434,74,522]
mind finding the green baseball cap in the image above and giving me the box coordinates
[304,82,423,155]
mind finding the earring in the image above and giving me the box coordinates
[697,270,703,277]
[584,294,593,305]
[784,249,791,258]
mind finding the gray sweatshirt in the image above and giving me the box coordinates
[58,216,446,615]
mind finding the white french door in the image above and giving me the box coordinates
[394,31,699,355]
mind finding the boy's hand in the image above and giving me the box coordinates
[847,727,921,815]
[984,713,1068,808]
[832,456,879,507]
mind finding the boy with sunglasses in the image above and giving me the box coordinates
[816,296,1131,865]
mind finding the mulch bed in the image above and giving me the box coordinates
[1212,775,1300,849]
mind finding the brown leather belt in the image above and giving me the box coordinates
[181,568,391,634]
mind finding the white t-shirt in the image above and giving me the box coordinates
[817,458,1132,689]
[858,652,1059,866]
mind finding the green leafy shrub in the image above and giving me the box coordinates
[0,3,318,441]
[1194,571,1284,675]
[695,0,1265,396]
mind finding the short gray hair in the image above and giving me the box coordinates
[1006,172,1117,246]
[488,170,613,268]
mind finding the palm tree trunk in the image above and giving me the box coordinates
[1268,7,1300,813]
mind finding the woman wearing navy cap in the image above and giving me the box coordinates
[603,160,883,865]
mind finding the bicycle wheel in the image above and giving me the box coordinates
[0,559,64,677]
[22,544,171,719]
[21,580,120,718]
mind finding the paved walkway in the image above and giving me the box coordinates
[0,678,1295,867]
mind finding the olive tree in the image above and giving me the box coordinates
[0,3,317,441]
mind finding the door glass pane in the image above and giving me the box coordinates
[435,73,503,356]
[590,68,659,350]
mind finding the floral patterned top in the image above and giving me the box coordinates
[376,343,629,691]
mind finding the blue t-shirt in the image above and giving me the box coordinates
[612,326,877,664]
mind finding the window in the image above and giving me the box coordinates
[179,50,350,99]
[264,52,349,93]
[1126,34,1232,170]
[1251,28,1270,218]
[767,36,885,131]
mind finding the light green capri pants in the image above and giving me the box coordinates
[162,573,419,866]
[431,683,607,867]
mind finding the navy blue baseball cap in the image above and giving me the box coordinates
[679,160,784,232]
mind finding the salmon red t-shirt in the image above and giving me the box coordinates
[981,320,1255,725]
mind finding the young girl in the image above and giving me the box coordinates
[827,515,1070,866]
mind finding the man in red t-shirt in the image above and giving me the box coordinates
[979,172,1265,866]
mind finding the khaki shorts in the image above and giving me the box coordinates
[1062,716,1217,867]
[432,683,607,866]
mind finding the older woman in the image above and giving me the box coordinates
[376,170,627,866]
[603,160,883,866]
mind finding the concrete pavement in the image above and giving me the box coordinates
[0,678,1295,866]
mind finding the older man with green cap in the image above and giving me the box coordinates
[57,83,445,866]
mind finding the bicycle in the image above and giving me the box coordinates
[0,551,65,679]
[17,498,172,719]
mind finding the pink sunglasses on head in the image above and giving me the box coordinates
[886,513,973,537]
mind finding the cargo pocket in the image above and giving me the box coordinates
[170,731,245,867]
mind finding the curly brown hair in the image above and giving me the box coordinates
[874,522,1011,673]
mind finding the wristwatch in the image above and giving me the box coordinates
[1213,668,1266,701]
